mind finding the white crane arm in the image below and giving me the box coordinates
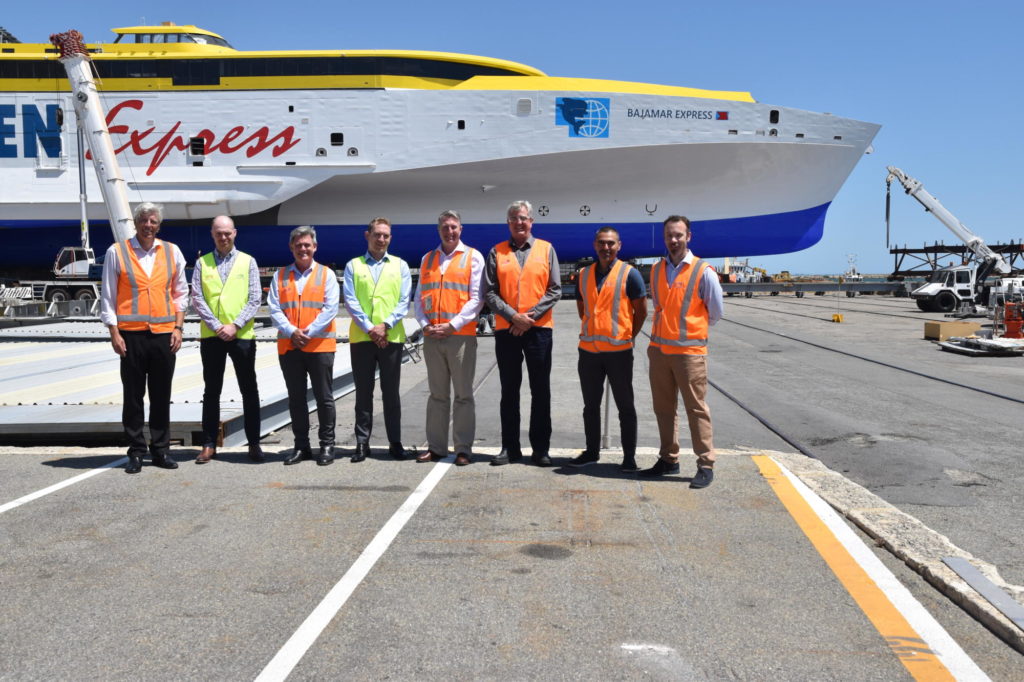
[886,166,1011,275]
[50,30,135,244]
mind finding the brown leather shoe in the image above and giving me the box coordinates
[416,450,443,463]
[196,446,216,464]
[454,453,472,466]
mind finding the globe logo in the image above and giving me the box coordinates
[577,99,610,138]
[555,97,611,138]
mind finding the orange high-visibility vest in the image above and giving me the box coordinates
[578,260,636,352]
[276,263,337,354]
[114,239,179,333]
[650,257,710,356]
[493,239,554,331]
[419,246,479,336]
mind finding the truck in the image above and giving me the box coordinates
[15,246,102,302]
[885,166,1022,313]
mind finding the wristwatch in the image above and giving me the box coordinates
[174,325,183,331]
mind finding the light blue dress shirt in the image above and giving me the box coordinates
[342,252,411,332]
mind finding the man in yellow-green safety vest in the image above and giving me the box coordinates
[342,217,412,463]
[191,215,265,465]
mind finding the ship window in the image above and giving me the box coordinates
[517,98,532,115]
[457,120,466,130]
[795,133,805,138]
[728,130,738,135]
[834,135,842,140]
[190,137,206,155]
[769,109,779,124]
[331,133,344,146]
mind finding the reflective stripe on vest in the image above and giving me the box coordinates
[578,260,635,352]
[199,251,255,339]
[650,257,710,355]
[276,263,337,354]
[115,239,177,332]
[348,256,407,344]
[419,247,477,336]
[494,238,554,330]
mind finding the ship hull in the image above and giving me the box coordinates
[0,83,879,267]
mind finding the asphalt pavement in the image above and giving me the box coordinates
[1,296,1022,680]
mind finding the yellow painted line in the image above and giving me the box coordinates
[754,455,963,681]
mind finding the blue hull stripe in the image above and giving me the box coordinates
[0,203,829,268]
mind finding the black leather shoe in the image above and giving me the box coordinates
[317,446,335,466]
[151,454,178,470]
[619,455,640,472]
[284,447,312,465]
[351,442,369,463]
[638,458,680,477]
[531,453,553,467]
[490,448,523,466]
[690,466,714,489]
[389,442,409,460]
[125,454,143,474]
[248,444,265,462]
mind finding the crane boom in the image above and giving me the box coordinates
[885,166,1010,275]
[49,30,134,243]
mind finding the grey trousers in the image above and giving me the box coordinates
[423,335,477,456]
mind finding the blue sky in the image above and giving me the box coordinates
[5,1,1022,274]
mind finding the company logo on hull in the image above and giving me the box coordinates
[555,97,610,138]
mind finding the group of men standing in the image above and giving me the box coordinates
[101,201,721,489]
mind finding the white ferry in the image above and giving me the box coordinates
[0,23,879,269]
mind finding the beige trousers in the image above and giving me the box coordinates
[424,335,477,455]
[647,346,715,466]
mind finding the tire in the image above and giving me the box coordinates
[795,291,805,298]
[915,299,933,312]
[770,291,779,296]
[73,287,96,301]
[846,291,856,298]
[744,291,753,298]
[934,291,958,313]
[46,287,70,303]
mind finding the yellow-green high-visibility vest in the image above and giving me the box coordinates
[199,251,255,339]
[348,256,407,344]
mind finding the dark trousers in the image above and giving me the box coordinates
[200,337,261,447]
[495,327,552,454]
[279,349,335,449]
[350,341,403,444]
[578,348,637,457]
[120,330,176,456]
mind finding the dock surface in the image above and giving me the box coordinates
[1,296,1022,679]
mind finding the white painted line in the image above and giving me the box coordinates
[773,458,990,682]
[255,457,455,682]
[0,457,127,515]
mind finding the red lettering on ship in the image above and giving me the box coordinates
[88,100,302,175]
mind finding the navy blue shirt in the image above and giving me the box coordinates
[592,261,646,299]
